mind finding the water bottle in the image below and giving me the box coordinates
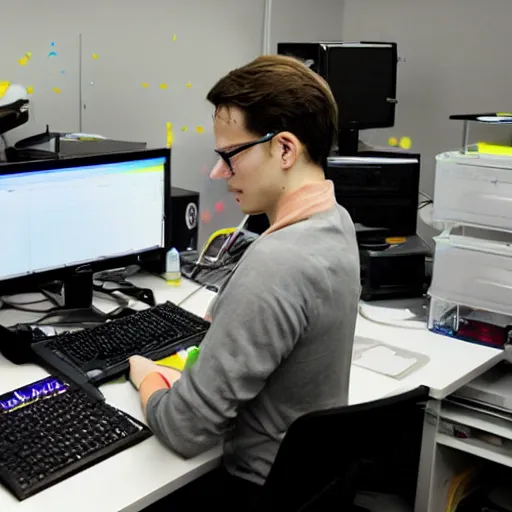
[164,247,181,286]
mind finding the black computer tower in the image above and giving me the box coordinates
[325,154,420,238]
[170,187,200,252]
[326,154,430,300]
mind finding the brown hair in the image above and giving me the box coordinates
[206,55,338,166]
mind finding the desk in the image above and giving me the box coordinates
[351,312,503,402]
[0,275,504,511]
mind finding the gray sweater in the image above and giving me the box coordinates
[146,204,360,485]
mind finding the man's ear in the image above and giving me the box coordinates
[273,132,303,170]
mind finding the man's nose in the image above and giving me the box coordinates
[210,158,231,179]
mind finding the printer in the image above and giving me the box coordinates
[4,127,147,161]
[0,82,145,163]
[326,153,431,301]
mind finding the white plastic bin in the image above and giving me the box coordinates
[433,151,512,232]
[429,234,512,317]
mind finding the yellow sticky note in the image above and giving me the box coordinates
[159,83,168,90]
[166,122,174,148]
[18,56,28,66]
[27,86,34,94]
[156,353,186,371]
[399,136,412,150]
[0,81,10,99]
[195,125,204,134]
[53,87,61,94]
[388,137,398,147]
[186,82,192,88]
[141,82,149,88]
[92,53,99,60]
[172,33,177,42]
[181,126,188,132]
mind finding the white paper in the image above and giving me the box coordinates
[353,345,418,377]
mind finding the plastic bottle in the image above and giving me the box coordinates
[164,247,181,286]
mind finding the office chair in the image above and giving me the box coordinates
[260,386,430,511]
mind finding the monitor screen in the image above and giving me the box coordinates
[0,153,166,283]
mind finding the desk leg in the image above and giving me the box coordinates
[415,399,441,512]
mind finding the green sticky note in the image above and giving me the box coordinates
[185,347,200,369]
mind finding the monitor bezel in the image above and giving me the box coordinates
[0,147,171,296]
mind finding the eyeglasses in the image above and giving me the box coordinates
[214,132,277,175]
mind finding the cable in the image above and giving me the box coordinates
[176,284,209,307]
[358,303,427,330]
[1,294,54,313]
[418,199,433,210]
[1,295,47,306]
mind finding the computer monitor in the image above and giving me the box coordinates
[0,148,170,295]
[277,41,398,154]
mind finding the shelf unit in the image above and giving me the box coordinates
[418,398,512,511]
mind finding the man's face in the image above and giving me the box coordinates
[211,106,284,216]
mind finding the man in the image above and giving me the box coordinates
[129,54,360,506]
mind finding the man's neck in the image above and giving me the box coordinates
[262,179,335,237]
[266,166,325,224]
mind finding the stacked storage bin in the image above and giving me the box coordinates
[428,114,512,352]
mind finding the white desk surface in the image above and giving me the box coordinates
[0,275,503,511]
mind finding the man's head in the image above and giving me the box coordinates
[206,55,338,219]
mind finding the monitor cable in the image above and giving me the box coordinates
[1,293,53,313]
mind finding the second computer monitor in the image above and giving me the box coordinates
[277,41,398,154]
[0,148,170,294]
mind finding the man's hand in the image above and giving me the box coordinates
[129,355,182,390]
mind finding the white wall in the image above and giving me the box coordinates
[270,0,344,51]
[341,0,512,199]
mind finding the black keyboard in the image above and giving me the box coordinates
[32,301,210,385]
[0,376,151,500]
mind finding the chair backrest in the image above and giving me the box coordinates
[262,386,429,511]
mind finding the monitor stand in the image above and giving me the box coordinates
[39,267,106,327]
[337,129,360,156]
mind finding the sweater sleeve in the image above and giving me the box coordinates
[145,252,308,458]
